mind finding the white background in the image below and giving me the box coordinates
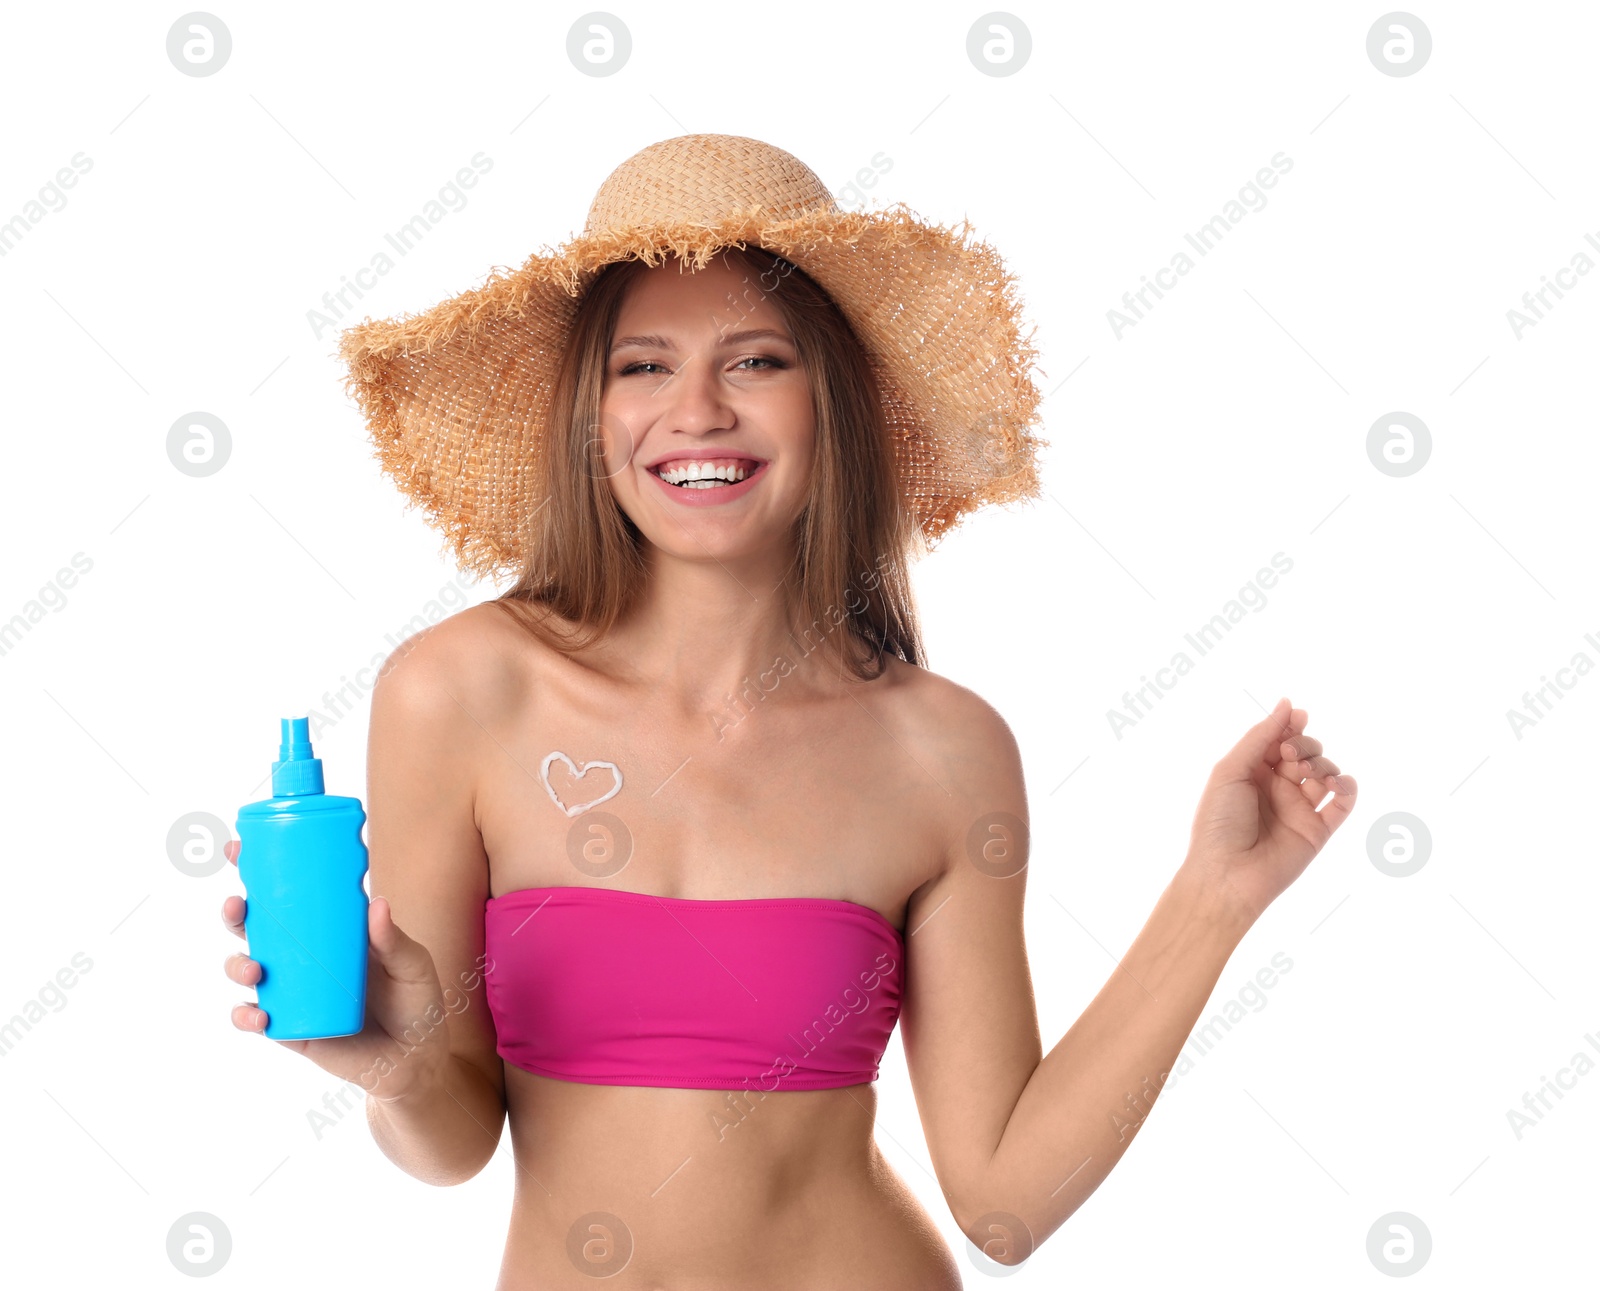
[1,1,1594,1285]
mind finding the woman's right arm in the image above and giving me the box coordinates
[221,608,515,1183]
[360,610,509,1186]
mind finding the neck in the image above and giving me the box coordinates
[602,538,821,713]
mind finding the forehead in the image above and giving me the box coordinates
[613,254,791,339]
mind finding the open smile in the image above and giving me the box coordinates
[646,456,767,506]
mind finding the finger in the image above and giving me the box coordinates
[221,894,248,940]
[1297,771,1334,809]
[368,896,437,986]
[1313,773,1357,825]
[231,1001,267,1033]
[1212,697,1294,780]
[1278,753,1341,783]
[224,952,260,986]
[1281,733,1322,760]
[225,839,240,866]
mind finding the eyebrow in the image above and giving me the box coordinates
[609,326,794,354]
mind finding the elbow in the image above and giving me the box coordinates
[363,1087,504,1187]
[949,1168,1052,1270]
[420,1153,498,1188]
[367,1121,502,1189]
[955,1201,1038,1270]
[414,1128,502,1188]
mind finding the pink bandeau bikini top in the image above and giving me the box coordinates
[483,886,905,1091]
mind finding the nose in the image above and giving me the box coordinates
[653,350,733,436]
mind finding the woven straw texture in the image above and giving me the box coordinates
[337,134,1048,580]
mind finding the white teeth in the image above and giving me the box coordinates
[655,461,755,487]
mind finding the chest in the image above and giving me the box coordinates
[475,672,947,934]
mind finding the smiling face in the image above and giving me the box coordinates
[598,253,816,566]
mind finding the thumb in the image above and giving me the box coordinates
[368,896,437,986]
[1212,697,1292,781]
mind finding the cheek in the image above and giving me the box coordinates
[776,384,816,456]
[590,405,638,478]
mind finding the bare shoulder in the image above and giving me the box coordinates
[366,598,558,844]
[875,654,1023,774]
[872,655,1028,876]
[372,598,541,722]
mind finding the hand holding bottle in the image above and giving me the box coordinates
[221,841,454,1103]
[225,717,455,1103]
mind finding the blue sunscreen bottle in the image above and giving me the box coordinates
[235,718,369,1040]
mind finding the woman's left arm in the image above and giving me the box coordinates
[899,695,1355,1264]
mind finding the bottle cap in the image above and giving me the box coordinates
[271,716,326,796]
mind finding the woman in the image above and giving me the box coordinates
[220,135,1356,1287]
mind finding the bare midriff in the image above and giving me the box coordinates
[492,1069,963,1290]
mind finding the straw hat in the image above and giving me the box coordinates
[337,133,1048,580]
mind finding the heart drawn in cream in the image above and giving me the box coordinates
[539,751,623,818]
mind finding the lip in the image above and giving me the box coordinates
[646,458,768,507]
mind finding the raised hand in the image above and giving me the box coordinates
[1179,697,1357,929]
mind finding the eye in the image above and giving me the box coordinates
[616,354,790,377]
